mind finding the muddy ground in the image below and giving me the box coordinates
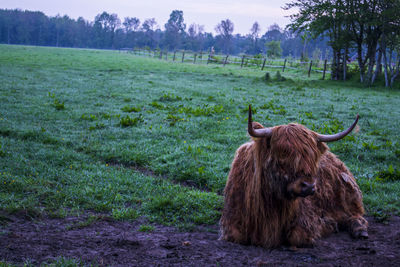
[1,213,400,266]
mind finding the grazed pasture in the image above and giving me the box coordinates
[0,44,399,235]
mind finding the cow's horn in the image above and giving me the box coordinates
[248,105,273,138]
[317,115,359,142]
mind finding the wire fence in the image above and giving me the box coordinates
[119,48,332,79]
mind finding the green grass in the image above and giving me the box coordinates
[0,44,399,227]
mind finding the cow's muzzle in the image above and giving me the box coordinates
[299,181,316,197]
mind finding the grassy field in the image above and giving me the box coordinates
[0,44,399,229]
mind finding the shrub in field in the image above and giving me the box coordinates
[112,208,139,221]
[258,99,286,115]
[52,98,65,110]
[210,55,224,64]
[150,101,166,110]
[89,122,106,131]
[166,113,184,126]
[275,71,286,81]
[120,114,144,127]
[0,144,5,157]
[249,54,263,67]
[159,93,182,102]
[138,224,155,232]
[312,118,344,134]
[48,92,65,110]
[81,113,98,121]
[263,72,271,82]
[259,99,276,110]
[273,106,287,115]
[292,85,305,91]
[176,104,224,116]
[375,165,400,182]
[362,141,379,151]
[304,111,315,119]
[121,105,141,113]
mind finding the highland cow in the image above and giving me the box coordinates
[220,105,368,249]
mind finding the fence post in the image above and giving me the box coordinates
[165,51,168,60]
[182,51,185,63]
[322,59,327,80]
[282,59,287,72]
[199,51,203,61]
[240,55,245,68]
[308,60,313,77]
[173,51,176,61]
[154,49,157,58]
[261,58,266,70]
[159,50,163,59]
[207,52,211,64]
[223,55,229,66]
[194,53,197,64]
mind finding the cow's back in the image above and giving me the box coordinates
[313,151,365,229]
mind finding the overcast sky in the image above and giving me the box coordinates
[1,0,294,35]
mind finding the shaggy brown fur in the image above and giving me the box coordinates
[220,122,368,248]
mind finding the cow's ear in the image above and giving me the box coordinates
[252,121,264,129]
[317,141,328,154]
[250,122,271,143]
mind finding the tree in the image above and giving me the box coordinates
[284,0,350,80]
[186,23,204,51]
[164,10,186,50]
[379,0,400,87]
[250,22,260,40]
[265,41,282,58]
[285,0,400,86]
[248,21,261,54]
[94,12,121,48]
[142,18,158,48]
[142,18,157,32]
[123,17,140,33]
[264,23,283,41]
[215,19,234,53]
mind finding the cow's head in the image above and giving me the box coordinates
[248,105,359,199]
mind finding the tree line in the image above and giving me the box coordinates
[1,6,398,87]
[0,9,329,60]
[285,0,400,87]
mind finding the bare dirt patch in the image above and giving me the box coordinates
[1,213,400,266]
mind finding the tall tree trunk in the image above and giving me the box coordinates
[7,27,10,44]
[56,29,59,47]
[356,42,365,83]
[331,48,342,80]
[365,44,377,85]
[343,46,348,80]
[383,49,389,87]
[380,33,389,87]
[372,47,383,85]
[390,57,400,87]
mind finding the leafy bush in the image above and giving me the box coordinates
[48,92,65,110]
[263,72,271,82]
[166,114,184,126]
[119,115,144,127]
[89,122,106,131]
[138,224,155,232]
[275,71,286,81]
[80,113,98,121]
[375,165,400,182]
[159,93,182,102]
[121,105,141,113]
[150,101,166,110]
[112,208,139,221]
